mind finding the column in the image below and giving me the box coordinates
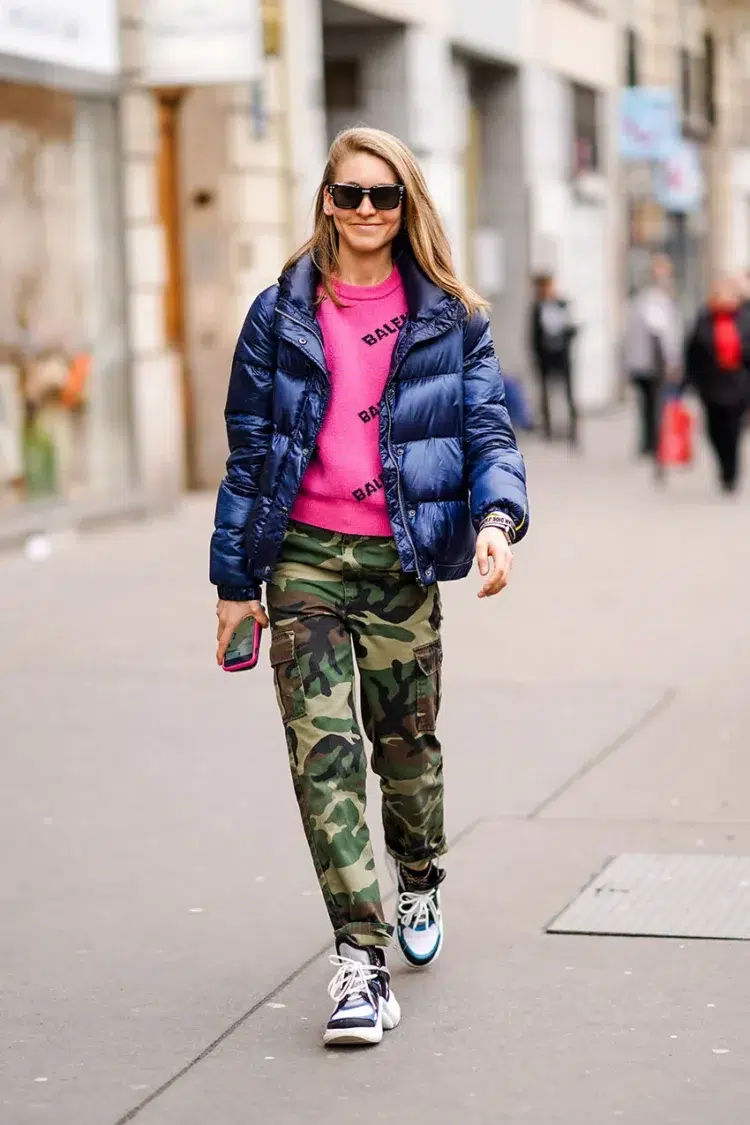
[119,2,186,505]
[403,27,469,276]
[119,85,186,506]
[283,0,328,245]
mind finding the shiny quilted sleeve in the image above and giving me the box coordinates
[463,311,529,541]
[209,286,278,599]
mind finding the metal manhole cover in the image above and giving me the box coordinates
[547,854,750,940]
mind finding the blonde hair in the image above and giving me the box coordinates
[284,126,488,315]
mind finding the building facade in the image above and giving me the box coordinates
[722,13,750,276]
[0,2,132,535]
[522,0,619,411]
[0,0,273,537]
[3,0,750,541]
[618,0,714,320]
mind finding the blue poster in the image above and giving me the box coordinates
[654,141,705,213]
[619,87,680,162]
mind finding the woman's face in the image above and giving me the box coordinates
[323,151,403,260]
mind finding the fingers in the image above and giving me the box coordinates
[478,545,513,599]
[216,623,234,666]
[252,604,270,629]
[476,537,490,577]
[215,599,270,665]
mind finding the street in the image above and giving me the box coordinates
[3,408,750,1124]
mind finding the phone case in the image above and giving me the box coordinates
[222,618,262,672]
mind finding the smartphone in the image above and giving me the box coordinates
[222,616,262,672]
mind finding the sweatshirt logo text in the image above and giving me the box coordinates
[353,475,384,502]
[361,315,407,347]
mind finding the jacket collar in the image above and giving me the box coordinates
[277,235,457,324]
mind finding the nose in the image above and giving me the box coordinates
[357,193,376,218]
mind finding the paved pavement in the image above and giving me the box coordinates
[3,408,750,1124]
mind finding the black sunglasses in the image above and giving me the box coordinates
[328,183,404,211]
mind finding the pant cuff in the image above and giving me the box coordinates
[386,838,447,867]
[336,921,394,948]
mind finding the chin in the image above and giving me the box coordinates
[345,233,391,254]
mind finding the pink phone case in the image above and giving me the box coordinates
[222,618,262,672]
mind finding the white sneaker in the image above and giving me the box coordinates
[323,939,401,1046]
[396,862,445,969]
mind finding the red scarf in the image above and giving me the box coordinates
[712,309,742,371]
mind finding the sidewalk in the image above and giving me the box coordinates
[3,410,750,1124]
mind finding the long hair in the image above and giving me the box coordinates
[283,126,488,315]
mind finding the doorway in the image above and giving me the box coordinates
[155,88,197,487]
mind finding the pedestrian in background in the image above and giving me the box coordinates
[624,254,683,458]
[529,273,579,446]
[210,127,528,1046]
[686,277,750,493]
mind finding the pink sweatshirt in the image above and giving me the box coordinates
[291,268,408,536]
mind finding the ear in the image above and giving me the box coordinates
[322,186,334,217]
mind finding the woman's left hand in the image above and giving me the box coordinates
[476,527,513,599]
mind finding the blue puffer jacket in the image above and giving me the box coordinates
[210,244,528,600]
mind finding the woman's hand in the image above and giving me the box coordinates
[476,528,513,599]
[216,599,269,665]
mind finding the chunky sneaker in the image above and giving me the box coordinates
[396,862,446,969]
[323,938,401,1046]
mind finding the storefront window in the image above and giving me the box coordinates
[0,82,132,515]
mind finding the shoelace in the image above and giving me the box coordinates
[398,888,439,930]
[327,955,382,1005]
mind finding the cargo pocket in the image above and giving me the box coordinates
[270,629,306,723]
[414,640,442,734]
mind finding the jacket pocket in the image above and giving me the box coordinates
[270,629,306,723]
[414,640,442,734]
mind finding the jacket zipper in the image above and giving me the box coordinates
[384,386,424,586]
[384,325,426,586]
[383,308,462,585]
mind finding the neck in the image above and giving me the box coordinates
[335,243,393,288]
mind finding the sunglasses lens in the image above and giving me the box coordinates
[370,186,402,210]
[330,185,363,209]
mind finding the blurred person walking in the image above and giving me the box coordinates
[686,278,750,493]
[624,254,683,458]
[210,127,528,1046]
[529,273,579,446]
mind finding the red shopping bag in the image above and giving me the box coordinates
[658,400,694,466]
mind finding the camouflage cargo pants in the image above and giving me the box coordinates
[267,521,445,947]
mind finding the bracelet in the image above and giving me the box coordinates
[479,512,516,543]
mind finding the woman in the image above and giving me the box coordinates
[686,278,749,492]
[210,127,528,1046]
[529,272,578,446]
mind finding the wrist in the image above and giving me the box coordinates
[479,511,515,543]
[217,584,260,602]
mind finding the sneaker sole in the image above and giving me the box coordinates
[323,1024,384,1046]
[323,996,401,1047]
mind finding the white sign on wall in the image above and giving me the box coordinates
[142,0,263,86]
[0,1,119,74]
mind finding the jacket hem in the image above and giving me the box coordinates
[434,558,473,583]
